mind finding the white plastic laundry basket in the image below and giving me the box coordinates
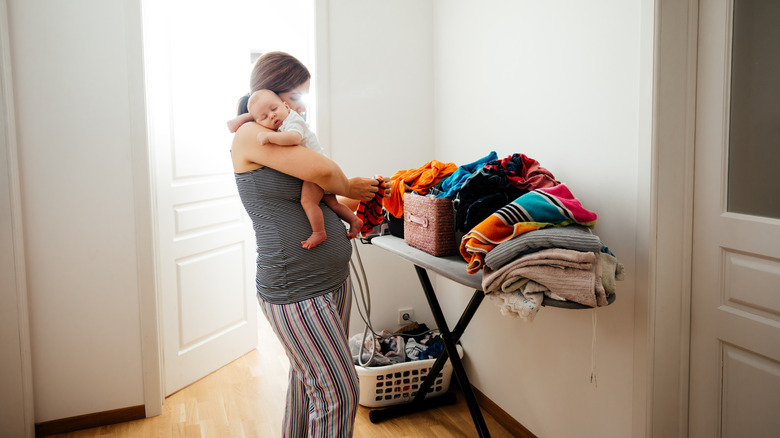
[355,344,464,408]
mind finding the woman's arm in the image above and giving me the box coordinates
[231,123,379,201]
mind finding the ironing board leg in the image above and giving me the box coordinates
[410,283,484,404]
[413,265,491,438]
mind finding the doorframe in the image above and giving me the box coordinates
[128,0,164,417]
[639,0,698,436]
[1,0,34,434]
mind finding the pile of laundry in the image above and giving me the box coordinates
[385,152,625,321]
[349,323,445,367]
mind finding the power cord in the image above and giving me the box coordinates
[350,232,439,366]
[350,239,379,367]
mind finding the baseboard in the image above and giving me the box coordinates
[35,405,145,437]
[470,385,537,438]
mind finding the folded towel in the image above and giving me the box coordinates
[599,251,625,295]
[460,184,597,274]
[482,248,607,307]
[484,224,602,270]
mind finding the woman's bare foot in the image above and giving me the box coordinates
[302,231,327,249]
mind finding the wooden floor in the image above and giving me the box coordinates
[47,315,515,438]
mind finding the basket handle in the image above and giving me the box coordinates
[408,213,428,228]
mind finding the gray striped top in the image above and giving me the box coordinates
[235,167,351,304]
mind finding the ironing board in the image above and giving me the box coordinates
[367,235,616,437]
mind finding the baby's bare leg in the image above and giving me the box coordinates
[301,181,327,249]
[322,194,363,240]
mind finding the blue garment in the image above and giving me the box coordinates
[434,151,498,198]
[420,342,444,360]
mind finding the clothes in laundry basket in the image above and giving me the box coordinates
[348,325,446,367]
[349,330,405,367]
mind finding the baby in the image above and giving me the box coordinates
[229,89,362,249]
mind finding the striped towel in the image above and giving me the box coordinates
[356,177,386,237]
[459,184,597,274]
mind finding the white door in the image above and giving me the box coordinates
[142,0,258,395]
[689,0,780,436]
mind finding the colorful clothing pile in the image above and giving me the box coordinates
[459,184,598,274]
[431,151,498,198]
[381,152,623,321]
[454,153,559,232]
[457,181,624,321]
[385,160,458,218]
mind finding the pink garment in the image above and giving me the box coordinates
[483,153,560,191]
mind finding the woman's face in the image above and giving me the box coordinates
[277,78,310,117]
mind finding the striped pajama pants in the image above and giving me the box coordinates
[259,278,359,438]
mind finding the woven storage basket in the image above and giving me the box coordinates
[355,344,464,408]
[403,192,457,256]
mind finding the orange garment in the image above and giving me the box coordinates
[385,160,458,218]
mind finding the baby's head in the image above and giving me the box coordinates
[247,89,290,130]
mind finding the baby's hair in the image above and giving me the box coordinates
[247,89,280,111]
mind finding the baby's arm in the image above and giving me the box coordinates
[257,130,303,146]
[227,113,254,133]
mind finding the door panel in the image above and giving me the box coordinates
[723,250,780,319]
[721,346,780,437]
[690,0,780,436]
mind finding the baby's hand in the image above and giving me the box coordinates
[226,118,242,133]
[256,132,271,145]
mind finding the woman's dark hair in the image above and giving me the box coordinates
[236,51,310,116]
[236,94,250,116]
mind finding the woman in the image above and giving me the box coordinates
[231,52,381,437]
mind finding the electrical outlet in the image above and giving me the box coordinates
[398,307,415,325]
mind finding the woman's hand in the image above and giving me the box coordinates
[379,175,391,198]
[347,177,382,202]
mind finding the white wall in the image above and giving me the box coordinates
[324,0,440,334]
[327,1,647,437]
[432,2,641,437]
[8,0,148,422]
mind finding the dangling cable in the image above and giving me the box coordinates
[350,239,378,367]
[590,309,598,387]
